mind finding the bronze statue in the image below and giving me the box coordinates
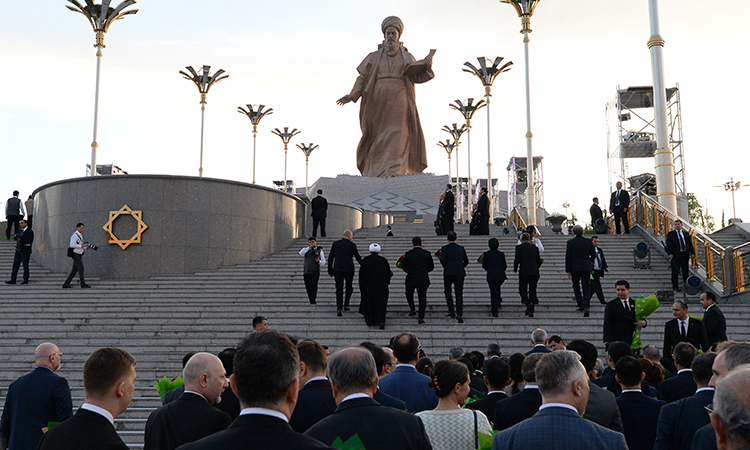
[337,16,435,178]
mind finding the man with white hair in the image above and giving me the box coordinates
[144,353,231,450]
[492,351,627,450]
[358,243,391,329]
[0,343,73,450]
[525,328,551,355]
[710,364,750,450]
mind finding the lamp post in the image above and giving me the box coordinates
[716,178,749,219]
[272,127,301,192]
[237,104,273,184]
[500,0,540,225]
[66,0,138,176]
[437,139,457,179]
[450,99,486,214]
[442,124,467,222]
[296,143,319,196]
[463,57,513,217]
[180,65,228,177]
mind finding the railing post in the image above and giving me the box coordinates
[733,248,744,293]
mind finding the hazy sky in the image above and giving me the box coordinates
[2,0,748,226]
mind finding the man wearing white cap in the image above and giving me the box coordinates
[358,243,391,330]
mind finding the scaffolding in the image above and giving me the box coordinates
[507,156,544,221]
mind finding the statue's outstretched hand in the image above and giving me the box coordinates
[337,95,352,106]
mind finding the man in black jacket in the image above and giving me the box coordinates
[493,353,544,431]
[603,279,647,349]
[6,219,33,285]
[589,235,610,305]
[514,232,542,318]
[468,358,510,419]
[476,187,490,235]
[663,300,709,356]
[609,181,630,234]
[328,230,362,316]
[289,341,336,433]
[665,219,695,292]
[590,197,604,229]
[310,189,328,237]
[565,225,596,317]
[482,237,508,317]
[401,236,434,323]
[440,184,454,233]
[700,292,727,349]
[439,230,468,323]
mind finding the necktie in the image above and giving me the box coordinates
[681,321,687,338]
[623,300,629,312]
[596,250,602,268]
[678,231,686,252]
[615,190,620,206]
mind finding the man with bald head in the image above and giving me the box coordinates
[144,353,231,450]
[0,342,73,450]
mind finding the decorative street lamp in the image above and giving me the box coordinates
[437,139,457,179]
[500,0,540,224]
[180,65,228,177]
[463,57,513,216]
[296,143,319,196]
[450,98,486,213]
[272,127,301,192]
[442,124,467,222]
[238,104,273,184]
[66,0,138,176]
[716,177,749,219]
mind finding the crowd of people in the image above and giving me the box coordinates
[2,329,747,450]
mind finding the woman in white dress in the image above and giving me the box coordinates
[416,360,492,450]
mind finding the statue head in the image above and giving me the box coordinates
[381,16,403,56]
[381,16,404,37]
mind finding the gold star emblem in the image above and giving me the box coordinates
[102,205,148,250]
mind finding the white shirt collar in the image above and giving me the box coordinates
[621,389,643,394]
[677,368,692,374]
[696,387,715,393]
[306,376,328,385]
[183,390,207,402]
[80,403,114,425]
[487,390,506,395]
[534,344,546,348]
[342,393,370,402]
[396,363,415,369]
[705,304,714,311]
[539,403,578,413]
[240,407,288,422]
[524,384,539,390]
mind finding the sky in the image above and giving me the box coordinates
[2,0,749,227]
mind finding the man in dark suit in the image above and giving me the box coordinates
[567,340,624,432]
[328,230,362,316]
[615,356,666,450]
[176,330,332,450]
[440,184,454,233]
[310,189,328,238]
[378,332,437,413]
[525,328,552,355]
[401,236,434,323]
[603,279,646,348]
[358,342,407,410]
[658,342,698,403]
[0,343,73,450]
[164,352,196,405]
[594,341,637,397]
[589,235,609,305]
[590,197,604,228]
[493,351,627,450]
[38,347,136,450]
[665,219,695,291]
[663,300,709,356]
[215,348,240,420]
[6,219,33,285]
[290,341,337,433]
[609,181,630,234]
[358,243,391,329]
[144,353,232,450]
[514,232,542,317]
[493,353,545,431]
[654,352,716,450]
[565,225,597,317]
[700,292,727,349]
[482,237,507,317]
[476,186,490,235]
[468,358,510,419]
[305,348,431,450]
[439,230,469,323]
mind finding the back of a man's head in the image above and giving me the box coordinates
[359,342,386,376]
[298,340,327,375]
[328,348,378,395]
[531,328,547,345]
[522,353,544,383]
[535,351,585,398]
[484,358,510,390]
[447,230,457,242]
[567,340,598,373]
[673,342,698,368]
[615,356,644,387]
[487,343,501,358]
[233,330,299,409]
[83,347,136,401]
[183,353,226,403]
[448,347,464,360]
[218,348,236,376]
[412,236,421,247]
[643,344,660,362]
[712,364,750,449]
[392,332,419,363]
[692,352,717,386]
[572,225,584,236]
[607,341,634,366]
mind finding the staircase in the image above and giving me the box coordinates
[1,223,749,447]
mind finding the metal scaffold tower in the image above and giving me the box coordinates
[507,156,544,222]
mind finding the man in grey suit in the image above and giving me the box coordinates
[492,351,627,450]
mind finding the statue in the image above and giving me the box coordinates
[337,16,435,178]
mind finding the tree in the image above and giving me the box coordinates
[687,193,715,233]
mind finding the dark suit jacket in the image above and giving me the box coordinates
[477,193,489,217]
[0,366,73,450]
[401,247,434,287]
[590,203,604,223]
[703,305,727,348]
[164,385,185,404]
[513,242,541,277]
[37,408,127,450]
[17,227,33,255]
[214,387,240,420]
[663,317,709,355]
[290,379,337,433]
[310,195,328,218]
[524,345,551,356]
[439,242,468,277]
[144,392,232,450]
[493,406,628,450]
[610,189,630,212]
[176,414,332,450]
[482,249,507,282]
[654,388,714,450]
[658,370,697,404]
[565,235,596,273]
[584,380,624,432]
[379,365,438,413]
[593,370,654,397]
[442,190,454,221]
[493,387,542,431]
[304,397,431,450]
[689,423,717,450]
[373,388,406,410]
[467,391,508,420]
[603,297,637,345]
[665,229,695,258]
[593,247,608,275]
[616,391,666,450]
[328,238,362,275]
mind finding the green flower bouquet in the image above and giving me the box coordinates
[154,376,184,402]
[631,294,660,349]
